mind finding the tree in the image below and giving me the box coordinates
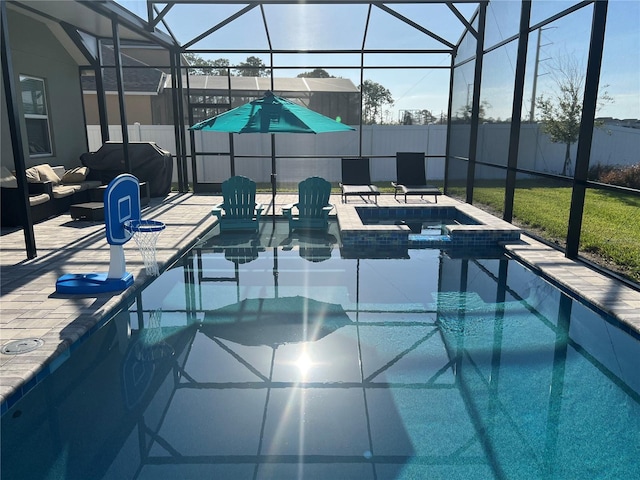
[210,58,231,76]
[361,79,394,124]
[184,54,273,77]
[455,99,490,123]
[184,53,212,75]
[234,56,270,77]
[436,111,448,125]
[297,68,334,78]
[536,56,612,176]
[399,109,436,125]
[183,53,231,76]
[420,109,436,125]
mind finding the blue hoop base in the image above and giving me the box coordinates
[56,272,133,295]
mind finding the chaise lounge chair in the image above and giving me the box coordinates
[283,176,334,233]
[392,152,442,203]
[340,157,380,204]
[212,175,264,232]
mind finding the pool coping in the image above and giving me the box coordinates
[337,200,522,250]
[504,236,640,338]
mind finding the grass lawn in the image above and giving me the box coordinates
[471,184,640,284]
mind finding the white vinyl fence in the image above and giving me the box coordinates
[87,123,639,185]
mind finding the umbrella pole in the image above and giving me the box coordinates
[229,133,235,177]
[273,246,279,298]
[270,134,276,209]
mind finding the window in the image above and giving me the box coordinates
[20,75,52,156]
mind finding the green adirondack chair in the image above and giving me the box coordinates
[212,176,264,232]
[283,176,334,233]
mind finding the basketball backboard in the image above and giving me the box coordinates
[105,174,141,245]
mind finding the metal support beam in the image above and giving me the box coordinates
[1,1,36,258]
[447,2,477,38]
[182,3,258,50]
[150,2,180,44]
[59,22,110,145]
[374,3,456,49]
[175,56,189,192]
[358,4,372,156]
[443,50,456,193]
[111,18,131,172]
[148,2,174,29]
[81,0,175,50]
[185,67,200,192]
[95,70,110,143]
[566,0,608,258]
[95,40,110,144]
[170,49,185,191]
[503,1,531,222]
[227,73,235,178]
[465,1,486,204]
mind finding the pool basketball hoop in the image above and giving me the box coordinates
[124,219,166,276]
[56,174,165,294]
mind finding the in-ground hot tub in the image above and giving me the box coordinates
[339,204,522,251]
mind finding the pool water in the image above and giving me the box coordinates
[2,232,639,479]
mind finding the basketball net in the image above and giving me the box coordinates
[130,228,163,276]
[136,308,174,362]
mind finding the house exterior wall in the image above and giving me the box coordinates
[1,10,88,170]
[83,93,154,126]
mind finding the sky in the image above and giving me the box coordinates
[116,1,639,122]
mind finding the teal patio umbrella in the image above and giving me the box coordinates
[201,296,352,348]
[189,91,355,202]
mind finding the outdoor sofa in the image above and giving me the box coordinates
[1,164,101,227]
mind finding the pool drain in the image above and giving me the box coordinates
[1,338,44,355]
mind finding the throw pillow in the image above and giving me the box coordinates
[25,167,40,183]
[61,166,89,184]
[34,164,61,185]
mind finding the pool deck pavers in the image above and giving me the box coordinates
[2,192,639,410]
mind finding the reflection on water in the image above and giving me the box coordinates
[2,232,639,479]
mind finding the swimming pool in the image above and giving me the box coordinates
[2,227,639,479]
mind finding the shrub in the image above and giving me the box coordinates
[588,163,640,189]
[588,163,615,181]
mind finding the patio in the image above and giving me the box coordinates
[2,192,640,412]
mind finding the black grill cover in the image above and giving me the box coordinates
[80,142,173,197]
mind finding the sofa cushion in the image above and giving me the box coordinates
[25,167,40,183]
[28,193,50,207]
[52,166,66,179]
[51,185,77,198]
[1,166,17,188]
[61,166,89,184]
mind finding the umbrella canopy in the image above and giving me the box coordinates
[201,296,352,347]
[189,91,355,134]
[189,91,355,204]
